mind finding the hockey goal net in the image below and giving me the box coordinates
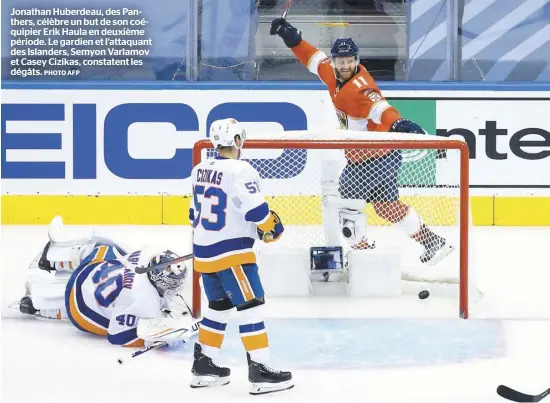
[191,131,470,318]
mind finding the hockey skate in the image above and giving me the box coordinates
[19,296,38,315]
[247,352,293,395]
[420,235,455,266]
[16,295,64,320]
[190,343,230,388]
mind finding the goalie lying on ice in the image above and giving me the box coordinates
[19,216,196,348]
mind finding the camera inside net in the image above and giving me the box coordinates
[310,246,345,282]
[341,219,355,238]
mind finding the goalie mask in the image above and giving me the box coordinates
[147,251,187,296]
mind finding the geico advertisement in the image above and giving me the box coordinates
[1,89,338,194]
[435,100,550,187]
[1,90,549,195]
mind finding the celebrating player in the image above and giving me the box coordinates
[19,216,195,348]
[270,19,454,265]
[189,118,293,395]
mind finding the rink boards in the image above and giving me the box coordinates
[3,193,550,226]
[2,85,549,226]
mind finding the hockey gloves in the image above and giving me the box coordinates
[257,210,284,243]
[270,18,302,48]
[390,118,426,134]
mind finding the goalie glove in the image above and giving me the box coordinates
[256,210,284,243]
[137,314,200,346]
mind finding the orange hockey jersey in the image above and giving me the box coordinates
[292,40,402,162]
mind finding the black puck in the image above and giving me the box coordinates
[418,290,430,300]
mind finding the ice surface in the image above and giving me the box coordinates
[170,318,506,369]
[2,225,550,403]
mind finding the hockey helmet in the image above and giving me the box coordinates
[209,118,247,149]
[330,38,359,61]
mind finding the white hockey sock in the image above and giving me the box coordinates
[396,207,423,237]
[198,307,231,359]
[238,305,270,363]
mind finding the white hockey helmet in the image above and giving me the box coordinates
[209,118,247,149]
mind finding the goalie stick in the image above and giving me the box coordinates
[117,341,167,365]
[497,385,550,402]
[117,317,201,364]
[135,252,194,274]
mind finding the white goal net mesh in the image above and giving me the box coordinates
[196,131,470,303]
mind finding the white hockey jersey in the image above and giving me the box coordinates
[190,156,273,273]
[65,245,163,347]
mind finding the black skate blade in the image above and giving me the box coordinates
[190,376,230,389]
[190,382,230,389]
[250,383,294,395]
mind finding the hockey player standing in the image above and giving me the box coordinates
[270,19,454,265]
[189,118,293,395]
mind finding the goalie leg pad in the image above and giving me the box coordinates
[24,268,71,318]
[47,216,97,271]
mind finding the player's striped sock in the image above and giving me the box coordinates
[240,320,269,363]
[198,309,230,358]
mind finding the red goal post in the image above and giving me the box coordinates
[191,134,470,319]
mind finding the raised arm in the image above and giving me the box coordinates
[270,18,332,83]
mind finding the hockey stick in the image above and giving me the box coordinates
[497,385,550,402]
[117,341,167,365]
[117,318,202,364]
[281,0,293,19]
[135,252,194,274]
